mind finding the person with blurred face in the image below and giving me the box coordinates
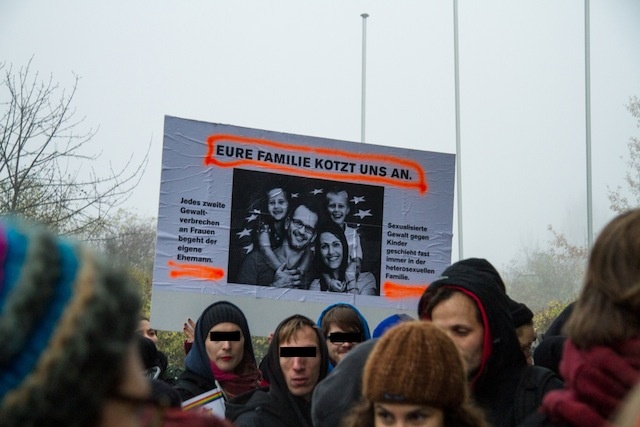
[0,218,234,427]
[238,200,319,289]
[226,314,329,427]
[174,301,264,402]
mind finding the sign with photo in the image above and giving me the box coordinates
[152,116,455,310]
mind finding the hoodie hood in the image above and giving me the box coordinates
[185,301,256,383]
[316,303,372,340]
[421,261,526,392]
[229,314,329,427]
[317,302,371,370]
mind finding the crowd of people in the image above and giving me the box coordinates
[1,208,640,426]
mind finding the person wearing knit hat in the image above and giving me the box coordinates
[418,258,563,427]
[0,218,153,426]
[0,218,239,427]
[173,300,266,402]
[343,321,489,427]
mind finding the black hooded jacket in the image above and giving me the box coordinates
[423,261,560,426]
[225,314,329,427]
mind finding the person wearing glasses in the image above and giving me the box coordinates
[173,301,265,403]
[237,199,320,289]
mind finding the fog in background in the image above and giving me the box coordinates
[2,0,639,271]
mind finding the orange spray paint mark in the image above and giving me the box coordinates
[382,281,429,299]
[205,134,428,194]
[168,261,225,280]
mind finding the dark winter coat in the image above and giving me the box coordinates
[225,314,329,427]
[173,368,217,402]
[311,338,378,427]
[424,261,563,427]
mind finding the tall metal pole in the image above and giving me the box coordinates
[453,0,464,259]
[361,13,369,143]
[585,0,593,249]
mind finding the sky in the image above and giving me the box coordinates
[1,0,639,271]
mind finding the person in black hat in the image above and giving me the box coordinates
[419,258,562,426]
[173,301,265,402]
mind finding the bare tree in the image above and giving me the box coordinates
[502,242,583,312]
[608,96,640,213]
[0,58,147,237]
[89,209,157,272]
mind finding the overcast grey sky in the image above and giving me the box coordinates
[2,0,639,270]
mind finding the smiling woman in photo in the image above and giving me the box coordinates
[310,221,376,295]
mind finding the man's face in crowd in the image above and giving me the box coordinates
[285,205,318,251]
[279,325,322,401]
[430,292,485,377]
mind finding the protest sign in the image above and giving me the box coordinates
[152,116,454,315]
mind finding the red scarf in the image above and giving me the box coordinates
[210,353,265,400]
[540,336,640,427]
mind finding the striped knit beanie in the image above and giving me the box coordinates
[0,219,141,426]
[363,321,467,409]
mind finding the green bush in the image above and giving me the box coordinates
[533,299,572,335]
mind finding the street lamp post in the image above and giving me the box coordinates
[361,13,369,144]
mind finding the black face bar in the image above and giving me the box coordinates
[210,331,242,341]
[279,346,317,357]
[328,332,362,343]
